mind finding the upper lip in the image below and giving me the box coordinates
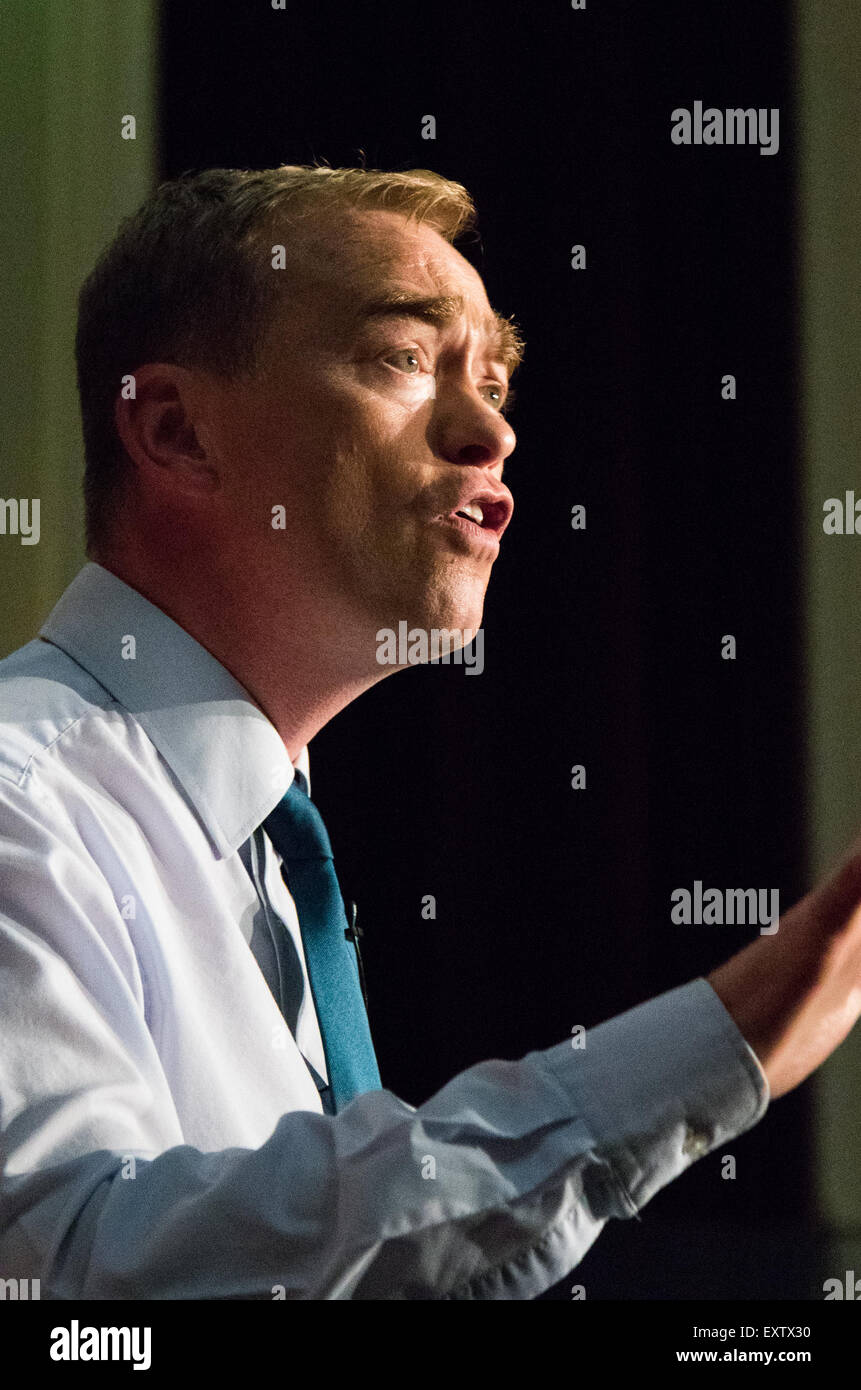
[438,480,514,540]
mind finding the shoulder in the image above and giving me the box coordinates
[0,637,121,789]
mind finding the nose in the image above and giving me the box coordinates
[430,383,517,471]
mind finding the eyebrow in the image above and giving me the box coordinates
[353,291,525,376]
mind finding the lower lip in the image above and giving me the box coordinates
[432,513,501,552]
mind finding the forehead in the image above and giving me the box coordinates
[281,207,499,340]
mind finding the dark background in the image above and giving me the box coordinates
[160,0,812,1297]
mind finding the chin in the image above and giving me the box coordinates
[426,570,487,631]
[371,560,488,645]
[416,599,485,643]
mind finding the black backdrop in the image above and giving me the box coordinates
[160,0,814,1297]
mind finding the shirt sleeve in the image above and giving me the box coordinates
[0,787,769,1300]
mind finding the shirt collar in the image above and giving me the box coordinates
[39,562,306,860]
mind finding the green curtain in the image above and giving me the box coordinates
[798,1,861,1252]
[0,0,156,656]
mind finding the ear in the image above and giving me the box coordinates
[113,362,220,498]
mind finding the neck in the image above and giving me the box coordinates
[94,549,391,761]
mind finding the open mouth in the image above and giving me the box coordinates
[448,499,510,538]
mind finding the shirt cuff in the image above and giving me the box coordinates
[537,976,770,1219]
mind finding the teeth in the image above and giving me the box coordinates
[457,503,484,525]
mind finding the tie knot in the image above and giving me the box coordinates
[263,775,333,861]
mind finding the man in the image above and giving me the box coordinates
[0,164,859,1300]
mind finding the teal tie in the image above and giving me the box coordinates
[263,771,382,1111]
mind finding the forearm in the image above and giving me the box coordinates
[2,980,767,1300]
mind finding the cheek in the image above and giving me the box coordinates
[324,403,425,516]
[226,370,428,537]
[222,385,345,512]
[319,442,383,539]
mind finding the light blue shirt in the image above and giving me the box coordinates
[0,562,769,1299]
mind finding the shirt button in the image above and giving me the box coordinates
[682,1127,710,1158]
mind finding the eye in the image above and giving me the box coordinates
[483,383,516,415]
[382,349,424,374]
